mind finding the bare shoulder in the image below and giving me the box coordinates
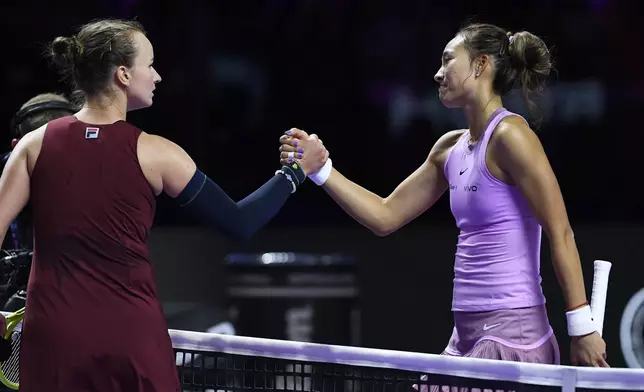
[15,124,48,172]
[138,132,177,153]
[19,124,47,149]
[432,129,465,154]
[137,132,196,196]
[489,115,549,176]
[491,116,541,151]
[428,129,466,164]
[138,132,192,163]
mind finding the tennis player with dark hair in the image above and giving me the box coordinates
[0,93,76,349]
[2,93,76,252]
[0,94,76,360]
[9,93,76,147]
[0,19,326,391]
[281,23,608,368]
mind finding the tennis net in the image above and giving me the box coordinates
[170,329,644,392]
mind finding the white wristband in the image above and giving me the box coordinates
[308,158,333,186]
[566,305,596,336]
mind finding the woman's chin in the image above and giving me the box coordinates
[127,99,153,112]
[438,91,463,109]
[439,95,457,108]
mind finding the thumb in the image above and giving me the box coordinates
[285,128,309,139]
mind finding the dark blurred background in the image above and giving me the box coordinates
[2,0,644,369]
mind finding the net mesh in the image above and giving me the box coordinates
[169,330,644,392]
[174,350,556,392]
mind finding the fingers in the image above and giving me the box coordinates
[280,151,303,163]
[280,158,299,166]
[577,355,610,367]
[280,135,305,148]
[281,130,324,147]
[285,128,309,140]
[279,144,302,153]
[279,136,298,147]
[578,354,608,367]
[279,129,328,171]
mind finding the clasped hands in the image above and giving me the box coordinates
[279,128,328,176]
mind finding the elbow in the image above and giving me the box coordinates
[546,223,574,248]
[371,223,395,237]
[370,216,398,237]
[370,200,399,237]
[371,227,390,237]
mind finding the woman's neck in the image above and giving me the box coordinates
[75,94,127,125]
[463,94,503,142]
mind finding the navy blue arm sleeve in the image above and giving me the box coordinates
[175,170,293,241]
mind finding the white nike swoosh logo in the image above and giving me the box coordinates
[483,323,502,331]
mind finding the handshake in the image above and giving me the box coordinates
[278,128,332,186]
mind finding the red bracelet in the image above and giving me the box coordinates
[566,301,589,312]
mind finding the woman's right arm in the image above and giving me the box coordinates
[284,130,462,236]
[138,132,325,241]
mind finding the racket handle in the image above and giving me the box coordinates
[590,260,612,337]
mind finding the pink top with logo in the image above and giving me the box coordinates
[444,108,546,312]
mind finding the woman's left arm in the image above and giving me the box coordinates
[492,118,586,310]
[491,117,608,367]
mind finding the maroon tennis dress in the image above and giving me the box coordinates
[19,116,180,391]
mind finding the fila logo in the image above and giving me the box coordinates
[85,127,100,139]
